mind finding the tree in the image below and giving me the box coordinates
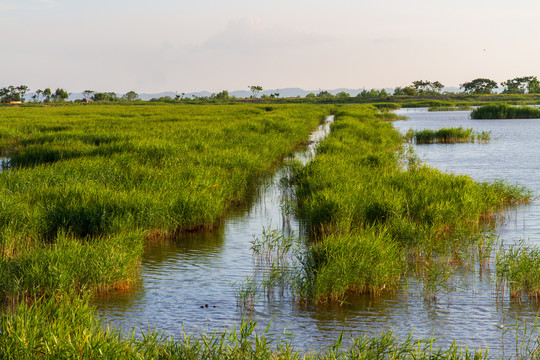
[123,91,139,101]
[83,90,94,100]
[92,92,118,102]
[460,78,498,94]
[528,77,540,94]
[35,89,43,103]
[412,80,431,94]
[316,90,333,98]
[411,80,444,94]
[393,87,405,96]
[0,85,29,103]
[501,76,540,94]
[249,85,263,98]
[336,91,350,99]
[16,85,29,102]
[52,88,69,102]
[403,86,417,96]
[215,90,230,101]
[43,88,52,103]
[430,81,444,93]
[174,92,185,101]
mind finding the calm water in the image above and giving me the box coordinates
[96,110,540,357]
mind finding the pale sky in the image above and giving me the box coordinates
[2,0,540,93]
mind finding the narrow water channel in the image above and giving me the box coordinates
[95,116,337,345]
[96,110,540,357]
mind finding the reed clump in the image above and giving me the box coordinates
[471,103,540,119]
[292,105,530,304]
[405,127,491,144]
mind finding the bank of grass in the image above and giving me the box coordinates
[405,127,491,144]
[428,105,473,111]
[0,294,492,359]
[471,103,540,119]
[0,104,329,297]
[293,105,530,303]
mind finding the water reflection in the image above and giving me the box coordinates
[96,111,540,357]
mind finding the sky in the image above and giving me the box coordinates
[2,0,540,94]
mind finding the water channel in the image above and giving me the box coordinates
[96,110,540,357]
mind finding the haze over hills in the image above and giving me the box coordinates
[63,87,462,101]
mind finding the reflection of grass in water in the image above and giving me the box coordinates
[2,293,500,358]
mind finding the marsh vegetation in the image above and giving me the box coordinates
[405,127,491,144]
[471,103,540,119]
[0,103,538,358]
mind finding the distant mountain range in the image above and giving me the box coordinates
[29,87,463,101]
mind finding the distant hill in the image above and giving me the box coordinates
[27,86,465,102]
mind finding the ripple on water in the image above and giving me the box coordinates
[96,112,540,356]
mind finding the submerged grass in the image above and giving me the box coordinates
[292,105,530,303]
[405,127,491,144]
[496,241,540,298]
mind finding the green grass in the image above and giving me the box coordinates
[428,105,473,111]
[405,127,491,144]
[292,105,530,303]
[0,294,494,359]
[0,102,536,359]
[0,103,329,297]
[471,103,540,119]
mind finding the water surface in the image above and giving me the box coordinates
[96,111,540,357]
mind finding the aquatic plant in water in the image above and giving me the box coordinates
[292,105,530,304]
[471,103,540,119]
[405,127,491,144]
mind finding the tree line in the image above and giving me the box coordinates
[0,87,140,104]
[2,76,540,104]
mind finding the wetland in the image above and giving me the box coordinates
[1,103,539,358]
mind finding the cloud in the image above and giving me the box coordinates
[198,17,333,53]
